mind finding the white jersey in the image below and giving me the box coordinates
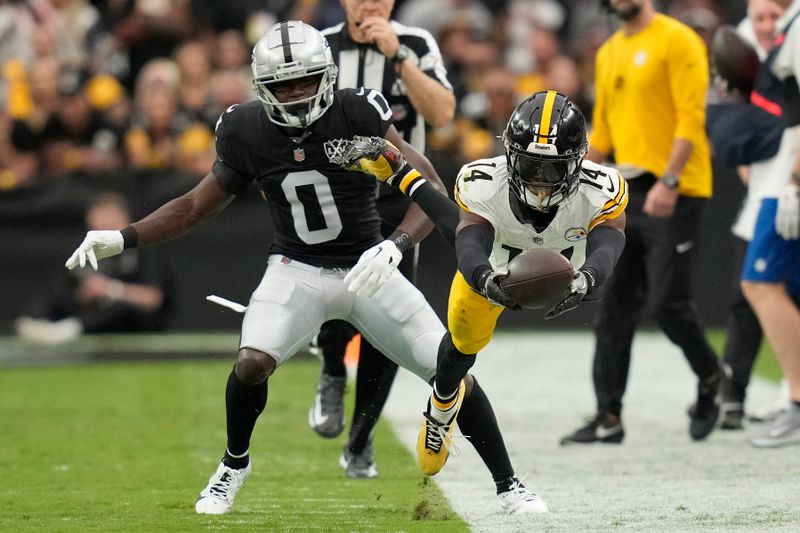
[454,156,628,272]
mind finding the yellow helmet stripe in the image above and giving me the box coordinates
[537,90,558,144]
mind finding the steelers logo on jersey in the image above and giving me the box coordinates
[564,227,588,242]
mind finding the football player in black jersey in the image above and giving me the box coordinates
[65,21,545,516]
[309,0,457,480]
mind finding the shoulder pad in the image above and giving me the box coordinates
[214,104,241,139]
[454,157,505,210]
[579,161,628,226]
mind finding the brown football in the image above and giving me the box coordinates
[711,25,760,97]
[500,249,575,309]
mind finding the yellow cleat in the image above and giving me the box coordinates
[416,380,466,476]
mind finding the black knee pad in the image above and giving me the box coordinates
[235,350,274,385]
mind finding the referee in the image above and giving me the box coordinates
[306,0,455,478]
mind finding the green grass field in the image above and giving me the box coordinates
[0,356,466,532]
[0,330,783,532]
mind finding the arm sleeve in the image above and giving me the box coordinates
[581,225,626,293]
[398,174,460,246]
[455,223,495,291]
[344,88,393,137]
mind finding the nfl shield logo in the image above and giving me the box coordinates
[293,147,305,162]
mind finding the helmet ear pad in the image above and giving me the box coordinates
[503,91,588,211]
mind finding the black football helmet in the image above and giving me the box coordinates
[502,90,588,212]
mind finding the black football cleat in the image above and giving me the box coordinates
[688,361,732,440]
[560,412,624,445]
[720,401,745,430]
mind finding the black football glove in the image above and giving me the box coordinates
[478,270,520,310]
[545,269,593,320]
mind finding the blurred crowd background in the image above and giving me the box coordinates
[0,0,748,334]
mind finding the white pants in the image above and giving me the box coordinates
[240,255,444,381]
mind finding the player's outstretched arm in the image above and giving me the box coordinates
[326,134,460,246]
[342,126,454,297]
[455,213,519,310]
[66,172,235,270]
[545,213,626,319]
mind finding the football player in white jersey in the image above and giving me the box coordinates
[333,90,628,476]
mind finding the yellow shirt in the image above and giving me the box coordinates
[590,14,712,197]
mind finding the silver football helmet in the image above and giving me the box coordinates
[251,21,338,128]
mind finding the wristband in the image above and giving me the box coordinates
[473,265,494,293]
[390,231,413,253]
[791,173,800,185]
[121,225,139,249]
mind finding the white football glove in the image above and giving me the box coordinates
[65,230,125,271]
[776,182,800,240]
[344,240,403,297]
[545,270,590,320]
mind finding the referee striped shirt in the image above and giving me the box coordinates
[321,21,452,153]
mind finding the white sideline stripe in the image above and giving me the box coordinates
[383,331,799,532]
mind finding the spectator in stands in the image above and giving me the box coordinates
[15,192,172,344]
[174,40,214,124]
[213,30,251,71]
[457,65,520,161]
[514,25,564,96]
[124,59,184,172]
[107,0,203,90]
[37,69,123,180]
[174,123,215,179]
[0,106,38,191]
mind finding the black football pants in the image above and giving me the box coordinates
[722,237,763,403]
[592,176,719,417]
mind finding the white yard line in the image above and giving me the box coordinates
[383,330,800,532]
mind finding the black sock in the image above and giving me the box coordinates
[457,378,514,485]
[318,320,355,377]
[223,366,267,468]
[347,340,398,453]
[435,333,476,398]
[494,476,520,494]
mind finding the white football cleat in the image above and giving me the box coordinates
[195,461,251,515]
[497,478,550,514]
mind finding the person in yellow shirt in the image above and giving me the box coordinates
[561,0,729,445]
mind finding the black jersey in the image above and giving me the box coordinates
[212,88,394,267]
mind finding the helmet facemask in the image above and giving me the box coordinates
[251,21,338,129]
[502,90,588,212]
[504,135,586,212]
